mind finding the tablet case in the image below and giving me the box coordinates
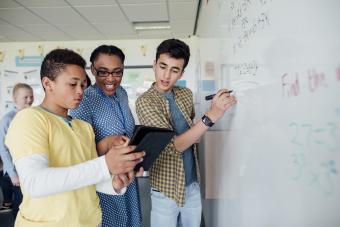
[129,125,173,146]
[131,126,175,171]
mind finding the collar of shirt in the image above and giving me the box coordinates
[38,106,73,128]
[149,82,183,101]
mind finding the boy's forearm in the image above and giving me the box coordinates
[6,162,18,179]
[174,119,209,152]
[15,153,110,198]
[174,105,232,152]
[0,146,17,177]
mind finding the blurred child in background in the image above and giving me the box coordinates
[0,83,34,218]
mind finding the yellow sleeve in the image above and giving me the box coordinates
[5,108,49,161]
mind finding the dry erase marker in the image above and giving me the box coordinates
[205,90,233,100]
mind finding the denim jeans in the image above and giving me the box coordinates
[150,182,202,227]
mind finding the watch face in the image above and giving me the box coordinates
[202,115,214,127]
[202,117,209,124]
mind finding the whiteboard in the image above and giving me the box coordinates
[196,0,340,227]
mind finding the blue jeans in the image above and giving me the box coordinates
[150,182,202,227]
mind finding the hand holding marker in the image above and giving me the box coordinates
[205,90,233,100]
[203,89,237,125]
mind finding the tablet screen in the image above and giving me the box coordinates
[129,125,173,146]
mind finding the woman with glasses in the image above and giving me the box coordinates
[70,45,142,227]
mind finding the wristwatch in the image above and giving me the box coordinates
[201,115,214,127]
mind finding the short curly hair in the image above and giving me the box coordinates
[40,49,86,81]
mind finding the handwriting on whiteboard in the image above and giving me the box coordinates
[233,60,258,76]
[281,68,329,98]
[281,73,300,98]
[289,117,339,195]
[230,0,272,53]
[336,108,340,118]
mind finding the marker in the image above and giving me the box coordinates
[205,90,233,100]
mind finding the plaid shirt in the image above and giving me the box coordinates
[136,84,200,207]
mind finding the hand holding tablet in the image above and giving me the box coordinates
[129,125,175,171]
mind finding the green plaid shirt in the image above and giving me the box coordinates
[136,84,200,207]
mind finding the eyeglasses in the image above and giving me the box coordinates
[92,65,124,78]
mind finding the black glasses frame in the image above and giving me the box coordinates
[91,64,124,78]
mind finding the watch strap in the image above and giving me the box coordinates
[202,115,214,127]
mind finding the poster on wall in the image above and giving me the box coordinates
[121,66,154,124]
[15,56,43,67]
[2,70,19,112]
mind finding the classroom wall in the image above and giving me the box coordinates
[0,37,199,119]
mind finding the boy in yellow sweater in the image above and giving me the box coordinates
[5,49,144,227]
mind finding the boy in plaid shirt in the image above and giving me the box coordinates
[136,39,237,227]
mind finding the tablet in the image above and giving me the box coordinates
[129,125,173,145]
[130,126,175,171]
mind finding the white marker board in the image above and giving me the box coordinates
[196,0,340,227]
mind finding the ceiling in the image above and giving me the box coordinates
[0,0,200,42]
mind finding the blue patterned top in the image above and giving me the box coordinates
[70,84,141,227]
[70,84,135,141]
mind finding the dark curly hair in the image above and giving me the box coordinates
[156,39,190,70]
[90,45,125,64]
[40,49,86,81]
